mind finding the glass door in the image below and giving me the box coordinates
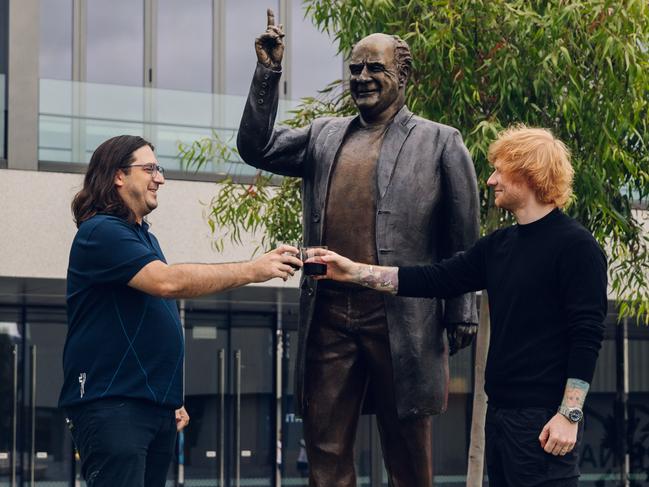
[0,305,73,487]
[0,308,20,487]
[231,323,275,486]
[27,308,75,487]
[183,312,229,486]
[183,310,277,487]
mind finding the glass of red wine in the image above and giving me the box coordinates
[301,246,328,276]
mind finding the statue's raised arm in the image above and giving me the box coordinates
[254,8,284,70]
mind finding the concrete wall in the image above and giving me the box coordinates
[7,0,39,169]
[0,168,299,289]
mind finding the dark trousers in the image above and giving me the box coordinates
[65,397,177,487]
[486,405,583,487]
[303,287,433,487]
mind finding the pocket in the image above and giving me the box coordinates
[518,407,555,430]
[499,408,552,480]
[65,416,80,451]
[79,400,134,458]
[64,409,95,462]
[547,421,583,479]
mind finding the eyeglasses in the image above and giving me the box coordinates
[125,163,165,177]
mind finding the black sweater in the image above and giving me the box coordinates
[399,209,607,408]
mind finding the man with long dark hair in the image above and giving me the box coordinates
[59,135,301,487]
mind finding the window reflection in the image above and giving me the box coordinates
[157,0,212,92]
[1,0,9,75]
[0,0,6,159]
[86,0,144,86]
[39,0,72,80]
[225,0,279,96]
[290,2,342,99]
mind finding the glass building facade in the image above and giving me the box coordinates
[1,1,648,486]
[0,0,7,160]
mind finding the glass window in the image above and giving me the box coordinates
[0,0,8,75]
[224,0,279,96]
[432,395,471,477]
[231,327,273,395]
[290,2,342,99]
[590,338,616,392]
[86,0,144,86]
[629,337,649,393]
[156,0,212,92]
[0,0,6,158]
[39,0,73,80]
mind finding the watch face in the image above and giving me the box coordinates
[568,409,583,422]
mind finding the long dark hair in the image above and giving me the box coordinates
[72,135,154,227]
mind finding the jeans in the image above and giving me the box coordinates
[65,397,177,487]
[486,405,583,487]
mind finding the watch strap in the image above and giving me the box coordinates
[558,405,583,423]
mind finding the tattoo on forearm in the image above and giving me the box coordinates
[561,378,590,409]
[355,265,399,294]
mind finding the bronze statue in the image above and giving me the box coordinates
[238,10,480,486]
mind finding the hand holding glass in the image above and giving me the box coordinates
[301,246,328,276]
[281,243,301,271]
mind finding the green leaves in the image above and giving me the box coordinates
[178,129,238,171]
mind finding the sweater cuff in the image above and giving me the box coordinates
[397,266,422,297]
[566,348,599,384]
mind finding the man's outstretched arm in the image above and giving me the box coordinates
[128,245,301,299]
[313,249,399,294]
[315,246,486,298]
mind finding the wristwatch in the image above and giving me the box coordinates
[558,405,583,423]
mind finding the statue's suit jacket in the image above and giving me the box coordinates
[238,63,480,419]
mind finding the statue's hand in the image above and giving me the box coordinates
[255,8,285,70]
[446,322,478,356]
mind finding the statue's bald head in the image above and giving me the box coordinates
[353,33,413,85]
[348,33,412,121]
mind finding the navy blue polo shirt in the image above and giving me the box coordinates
[59,214,184,409]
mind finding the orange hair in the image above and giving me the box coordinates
[488,125,574,208]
